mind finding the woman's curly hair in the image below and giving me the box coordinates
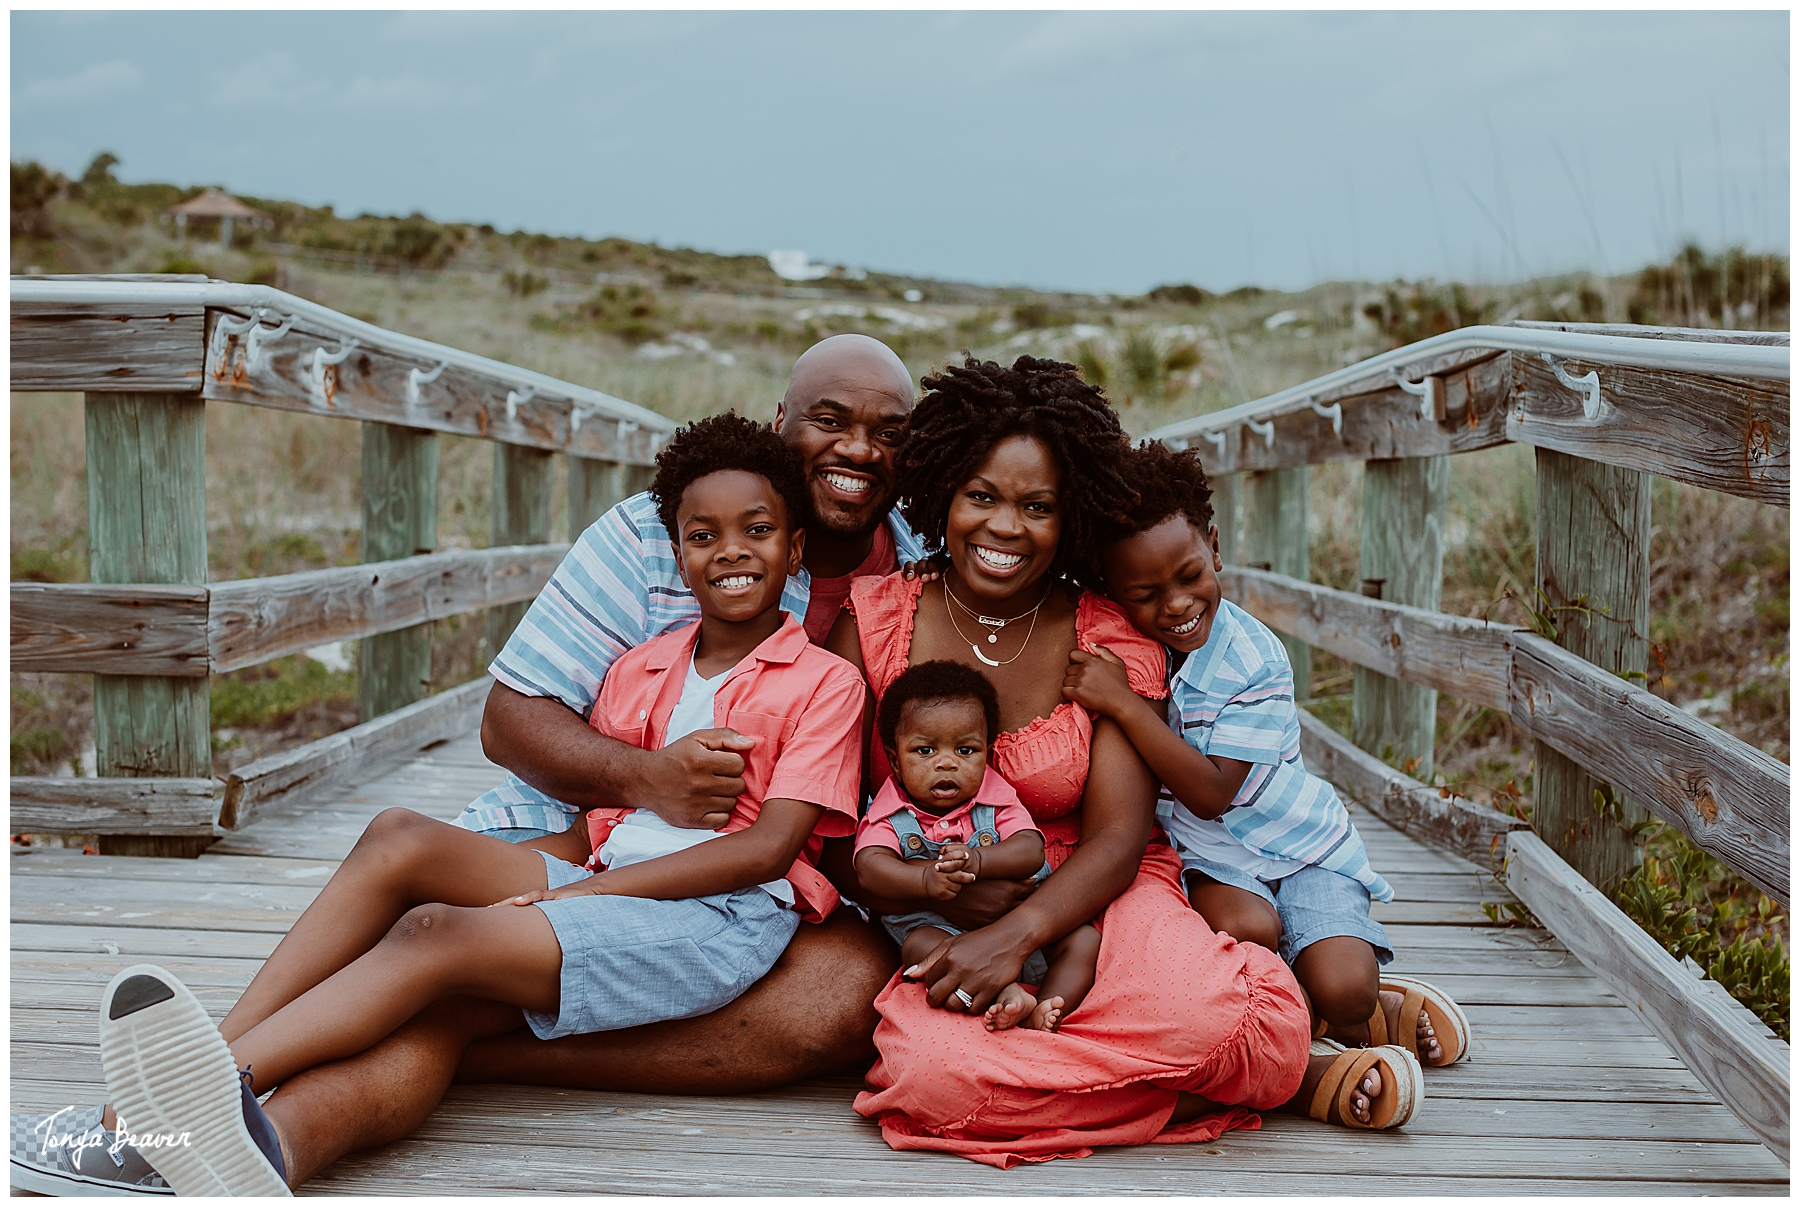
[650,412,809,538]
[876,660,1002,754]
[895,355,1136,588]
[1104,440,1215,544]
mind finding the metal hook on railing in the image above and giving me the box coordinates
[406,360,449,406]
[306,338,358,407]
[1307,396,1344,437]
[1540,353,1603,420]
[505,385,537,422]
[1246,416,1275,448]
[1201,429,1228,456]
[208,311,261,371]
[1389,368,1440,421]
[244,309,296,369]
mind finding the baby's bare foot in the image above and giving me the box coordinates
[1023,995,1066,1032]
[984,983,1037,1031]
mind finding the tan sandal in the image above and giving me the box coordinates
[1368,976,1470,1066]
[1307,1038,1422,1130]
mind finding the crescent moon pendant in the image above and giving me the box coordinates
[972,643,1003,668]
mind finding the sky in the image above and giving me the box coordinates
[11,10,1791,295]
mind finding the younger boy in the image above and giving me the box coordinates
[91,414,867,1195]
[853,661,1100,1033]
[1061,440,1465,1068]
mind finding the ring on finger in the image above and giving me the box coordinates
[953,988,975,1009]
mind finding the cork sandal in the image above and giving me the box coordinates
[1307,1038,1422,1130]
[1369,975,1470,1066]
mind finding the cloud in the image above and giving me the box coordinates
[19,60,143,105]
[208,51,457,114]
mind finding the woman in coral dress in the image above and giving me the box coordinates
[825,356,1314,1168]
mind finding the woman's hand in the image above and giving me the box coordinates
[1062,645,1140,720]
[903,922,1032,1016]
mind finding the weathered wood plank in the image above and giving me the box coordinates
[1188,352,1514,475]
[11,582,211,676]
[1509,630,1788,905]
[1298,709,1525,867]
[568,456,652,541]
[220,676,490,829]
[10,923,281,961]
[208,544,567,673]
[1504,830,1790,1163]
[11,304,206,391]
[360,421,440,721]
[1353,454,1449,776]
[1241,467,1310,696]
[10,851,340,885]
[1223,566,1514,710]
[487,444,556,656]
[8,777,218,835]
[201,310,662,464]
[1227,567,1788,903]
[1509,355,1788,506]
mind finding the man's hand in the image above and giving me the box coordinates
[933,876,1036,928]
[495,877,606,907]
[643,728,756,829]
[1062,646,1139,721]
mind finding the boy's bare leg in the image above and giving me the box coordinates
[231,900,563,1092]
[263,995,522,1188]
[219,808,562,1043]
[455,909,897,1093]
[1186,875,1283,952]
[1022,923,1101,1032]
[1298,936,1441,1063]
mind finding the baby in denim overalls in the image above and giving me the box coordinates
[853,660,1101,1032]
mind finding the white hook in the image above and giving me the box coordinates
[406,360,449,406]
[1246,416,1275,448]
[1307,396,1344,438]
[1540,353,1604,420]
[244,309,296,369]
[618,419,640,437]
[208,310,260,366]
[505,385,537,423]
[305,338,358,408]
[1164,437,1189,451]
[1389,368,1441,421]
[1202,429,1228,455]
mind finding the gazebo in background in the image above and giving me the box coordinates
[167,189,268,250]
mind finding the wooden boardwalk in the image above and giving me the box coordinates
[11,731,1788,1195]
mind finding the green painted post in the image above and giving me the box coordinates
[486,443,555,660]
[86,391,212,858]
[1532,448,1652,891]
[1243,466,1310,699]
[360,422,438,721]
[1353,456,1450,778]
[1210,471,1240,566]
[567,456,654,540]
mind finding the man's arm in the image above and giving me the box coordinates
[480,682,753,828]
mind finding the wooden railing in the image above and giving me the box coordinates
[10,275,674,847]
[1145,321,1790,1162]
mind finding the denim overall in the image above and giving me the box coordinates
[880,804,1054,987]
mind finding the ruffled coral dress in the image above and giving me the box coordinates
[847,574,1312,1168]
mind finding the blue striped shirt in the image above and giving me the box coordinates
[1157,599,1393,902]
[456,491,924,835]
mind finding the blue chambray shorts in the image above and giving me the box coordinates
[524,852,801,1040]
[1183,858,1394,967]
[880,911,1052,987]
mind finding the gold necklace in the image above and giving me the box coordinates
[942,581,1049,668]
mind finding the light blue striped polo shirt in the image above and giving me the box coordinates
[1156,598,1393,902]
[456,491,924,835]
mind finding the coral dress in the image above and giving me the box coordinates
[848,574,1311,1168]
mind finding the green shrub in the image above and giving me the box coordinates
[11,541,82,583]
[211,654,357,730]
[1013,302,1075,329]
[1147,283,1210,306]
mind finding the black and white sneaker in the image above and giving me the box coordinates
[9,1106,175,1196]
[98,965,290,1197]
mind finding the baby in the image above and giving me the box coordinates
[853,660,1100,1033]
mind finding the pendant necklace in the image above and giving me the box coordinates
[942,581,1050,668]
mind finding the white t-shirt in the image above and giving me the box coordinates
[597,655,795,906]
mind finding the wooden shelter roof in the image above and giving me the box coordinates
[167,189,262,219]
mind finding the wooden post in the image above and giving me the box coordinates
[1353,456,1450,777]
[486,443,555,658]
[360,423,438,721]
[86,392,212,858]
[1210,472,1240,566]
[1532,447,1651,891]
[1242,466,1310,698]
[567,456,655,541]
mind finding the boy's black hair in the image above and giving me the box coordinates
[895,355,1137,589]
[650,412,809,538]
[1103,439,1216,544]
[877,660,1002,754]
